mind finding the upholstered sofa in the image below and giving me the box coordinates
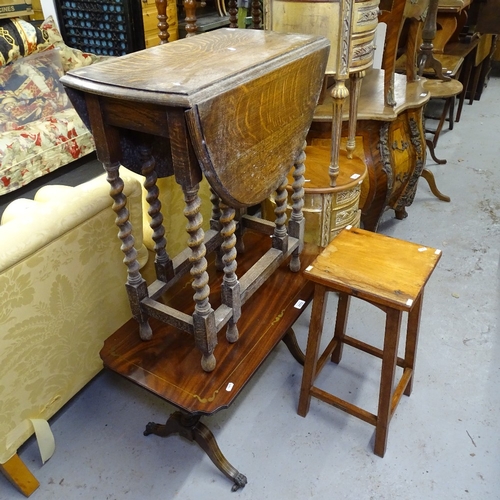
[0,173,148,496]
[0,16,104,196]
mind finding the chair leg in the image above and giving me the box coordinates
[331,292,350,364]
[403,292,424,397]
[469,62,482,105]
[426,139,447,165]
[432,98,452,148]
[298,284,328,417]
[456,53,473,122]
[448,96,456,131]
[0,454,40,497]
[374,308,403,458]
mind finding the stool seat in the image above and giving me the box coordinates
[423,78,463,99]
[305,226,440,310]
[298,226,441,457]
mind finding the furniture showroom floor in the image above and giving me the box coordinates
[2,67,499,500]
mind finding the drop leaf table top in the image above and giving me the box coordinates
[62,28,330,208]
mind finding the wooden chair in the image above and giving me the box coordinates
[298,226,441,457]
[378,0,408,106]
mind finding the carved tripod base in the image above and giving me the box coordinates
[421,168,451,202]
[144,411,248,491]
[282,328,306,365]
[426,139,447,165]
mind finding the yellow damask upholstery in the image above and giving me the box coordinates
[0,173,148,495]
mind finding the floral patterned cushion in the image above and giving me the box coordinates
[0,49,70,132]
[0,108,95,194]
[0,18,48,67]
[0,16,107,196]
[0,16,103,69]
[37,16,106,72]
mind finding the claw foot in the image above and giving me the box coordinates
[144,422,158,436]
[231,472,248,491]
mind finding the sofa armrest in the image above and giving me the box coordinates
[0,173,148,271]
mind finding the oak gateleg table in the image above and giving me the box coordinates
[61,29,329,489]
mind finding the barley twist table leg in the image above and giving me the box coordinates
[183,0,198,37]
[154,0,170,44]
[210,187,224,271]
[140,145,174,282]
[106,162,152,340]
[220,201,240,343]
[184,185,217,372]
[273,175,289,254]
[289,142,306,272]
[228,0,237,28]
[251,0,261,28]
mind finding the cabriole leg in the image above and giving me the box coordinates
[144,411,248,491]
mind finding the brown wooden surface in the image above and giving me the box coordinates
[304,227,442,310]
[314,69,429,122]
[187,42,328,207]
[423,77,463,98]
[300,142,367,194]
[309,69,429,231]
[379,0,407,105]
[101,231,319,415]
[62,29,329,209]
[475,0,500,34]
[62,29,328,108]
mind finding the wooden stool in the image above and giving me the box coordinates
[298,226,442,457]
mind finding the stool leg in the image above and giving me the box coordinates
[374,308,403,458]
[456,53,473,122]
[432,98,452,148]
[403,292,424,397]
[331,292,351,364]
[426,139,447,165]
[448,96,455,131]
[298,284,328,418]
[469,62,482,105]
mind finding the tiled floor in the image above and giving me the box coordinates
[2,68,500,499]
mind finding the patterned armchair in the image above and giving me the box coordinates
[0,16,106,196]
[0,173,148,496]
